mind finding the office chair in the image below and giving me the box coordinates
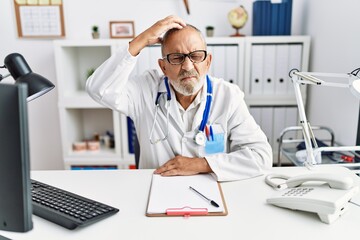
[134,129,140,169]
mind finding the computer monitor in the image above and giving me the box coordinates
[0,83,33,232]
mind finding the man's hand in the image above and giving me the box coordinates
[129,15,186,56]
[154,156,213,176]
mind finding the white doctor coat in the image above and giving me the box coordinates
[86,45,272,181]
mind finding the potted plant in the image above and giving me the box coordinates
[92,25,99,39]
[205,26,214,37]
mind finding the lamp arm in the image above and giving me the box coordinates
[291,68,360,168]
[0,73,11,81]
[292,74,316,168]
[0,65,9,81]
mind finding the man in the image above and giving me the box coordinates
[86,15,272,181]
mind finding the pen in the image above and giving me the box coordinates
[205,125,210,141]
[209,125,214,141]
[189,186,219,208]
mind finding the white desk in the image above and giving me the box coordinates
[1,166,360,240]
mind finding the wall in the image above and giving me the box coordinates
[0,0,321,170]
[303,0,360,146]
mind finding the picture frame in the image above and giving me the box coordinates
[109,21,135,38]
[13,0,66,38]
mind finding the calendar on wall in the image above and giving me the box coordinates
[14,0,65,38]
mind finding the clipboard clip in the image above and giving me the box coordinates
[166,206,208,217]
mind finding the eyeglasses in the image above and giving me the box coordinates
[163,50,207,65]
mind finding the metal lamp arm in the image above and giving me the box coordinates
[292,73,316,168]
[291,69,360,168]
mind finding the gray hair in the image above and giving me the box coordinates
[161,24,207,56]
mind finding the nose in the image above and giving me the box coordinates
[181,56,194,71]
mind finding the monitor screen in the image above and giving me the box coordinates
[0,83,33,232]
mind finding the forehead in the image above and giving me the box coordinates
[162,27,206,54]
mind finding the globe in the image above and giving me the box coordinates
[228,5,248,37]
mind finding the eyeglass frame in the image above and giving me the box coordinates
[162,50,207,65]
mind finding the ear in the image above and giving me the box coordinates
[205,53,212,70]
[158,59,167,75]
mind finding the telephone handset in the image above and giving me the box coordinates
[265,172,359,224]
[283,173,354,190]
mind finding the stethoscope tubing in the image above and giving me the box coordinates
[150,75,212,144]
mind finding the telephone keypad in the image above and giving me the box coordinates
[282,187,314,197]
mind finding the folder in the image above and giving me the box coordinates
[274,44,289,94]
[270,2,279,35]
[260,107,274,146]
[262,45,276,94]
[272,107,286,156]
[250,45,264,94]
[146,174,228,217]
[212,46,226,80]
[225,45,238,84]
[287,44,303,94]
[284,0,293,35]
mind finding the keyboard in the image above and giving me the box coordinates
[31,179,119,230]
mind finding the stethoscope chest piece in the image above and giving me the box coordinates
[194,131,206,146]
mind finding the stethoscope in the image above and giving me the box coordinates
[149,75,213,146]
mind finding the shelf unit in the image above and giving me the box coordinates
[54,36,310,169]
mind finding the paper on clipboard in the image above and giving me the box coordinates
[146,174,227,216]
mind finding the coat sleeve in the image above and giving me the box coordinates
[85,44,138,116]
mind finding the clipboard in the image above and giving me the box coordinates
[146,174,228,217]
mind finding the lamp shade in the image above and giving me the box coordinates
[4,53,55,101]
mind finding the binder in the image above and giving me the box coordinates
[262,45,276,94]
[225,45,238,84]
[278,0,287,35]
[212,46,226,80]
[146,174,228,217]
[274,44,289,94]
[264,1,271,35]
[260,107,274,146]
[284,0,293,35]
[207,46,214,76]
[287,44,303,94]
[285,106,298,139]
[270,2,279,35]
[249,107,262,125]
[250,45,264,94]
[272,107,286,155]
[252,0,260,35]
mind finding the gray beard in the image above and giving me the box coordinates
[170,77,204,96]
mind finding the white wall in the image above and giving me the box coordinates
[3,0,354,170]
[303,0,360,146]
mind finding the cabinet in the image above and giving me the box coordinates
[54,36,310,169]
[244,36,310,164]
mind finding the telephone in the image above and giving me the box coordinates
[265,172,359,224]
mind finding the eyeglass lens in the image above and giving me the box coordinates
[167,50,206,65]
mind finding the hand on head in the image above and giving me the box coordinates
[129,15,186,56]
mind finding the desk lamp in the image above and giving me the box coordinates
[0,53,54,233]
[0,53,55,101]
[290,68,360,169]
